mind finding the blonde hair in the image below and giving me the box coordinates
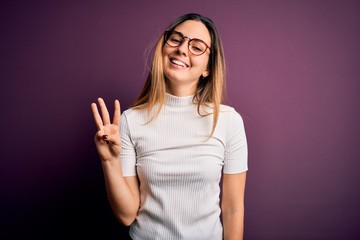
[132,13,226,137]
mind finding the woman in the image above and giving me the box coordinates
[91,13,248,240]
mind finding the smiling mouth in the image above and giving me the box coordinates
[170,58,188,68]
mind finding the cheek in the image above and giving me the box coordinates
[196,57,209,71]
[162,48,166,59]
[162,45,173,57]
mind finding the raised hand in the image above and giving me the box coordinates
[91,98,121,162]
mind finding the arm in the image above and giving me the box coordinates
[91,98,140,226]
[221,172,247,240]
[102,162,140,226]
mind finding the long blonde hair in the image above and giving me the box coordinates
[132,13,226,137]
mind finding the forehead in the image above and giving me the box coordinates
[173,20,211,44]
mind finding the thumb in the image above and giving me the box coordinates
[105,133,121,146]
[94,129,105,141]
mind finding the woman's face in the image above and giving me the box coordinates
[162,20,211,95]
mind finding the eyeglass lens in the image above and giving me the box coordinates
[166,32,207,55]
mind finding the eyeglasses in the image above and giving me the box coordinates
[165,31,211,56]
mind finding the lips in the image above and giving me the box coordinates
[170,58,189,68]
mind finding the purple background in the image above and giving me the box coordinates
[1,0,360,239]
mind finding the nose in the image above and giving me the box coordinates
[177,38,190,56]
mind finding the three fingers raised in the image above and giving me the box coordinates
[91,98,121,130]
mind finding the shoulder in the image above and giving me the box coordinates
[201,103,245,124]
[121,107,146,119]
[121,108,135,117]
[120,108,139,125]
[219,104,235,112]
[120,106,151,128]
[217,104,246,131]
[219,104,243,119]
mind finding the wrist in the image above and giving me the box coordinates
[101,157,121,169]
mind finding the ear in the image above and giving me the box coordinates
[202,68,209,78]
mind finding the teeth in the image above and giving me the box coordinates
[171,59,186,67]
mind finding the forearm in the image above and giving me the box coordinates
[101,159,139,226]
[222,207,244,240]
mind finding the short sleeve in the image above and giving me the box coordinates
[223,111,248,174]
[120,112,137,176]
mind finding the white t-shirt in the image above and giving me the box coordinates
[120,93,248,240]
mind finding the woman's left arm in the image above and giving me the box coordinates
[221,172,247,240]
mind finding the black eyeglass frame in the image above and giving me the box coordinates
[164,30,211,56]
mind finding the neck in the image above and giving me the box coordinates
[167,83,196,97]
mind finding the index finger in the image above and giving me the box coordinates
[91,102,103,130]
[98,97,111,125]
[112,100,121,126]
